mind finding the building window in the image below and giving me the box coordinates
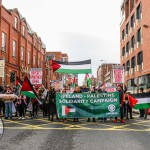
[33,55,36,66]
[22,25,25,36]
[126,23,129,35]
[21,46,24,61]
[14,17,18,29]
[2,32,6,52]
[136,3,142,20]
[130,15,134,28]
[28,51,30,64]
[137,28,141,43]
[122,30,124,40]
[126,60,130,71]
[131,56,136,69]
[13,40,16,57]
[131,36,135,49]
[137,51,143,65]
[122,47,125,56]
[126,42,130,53]
[123,64,125,71]
[38,59,40,67]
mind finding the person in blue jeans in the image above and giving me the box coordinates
[4,86,13,119]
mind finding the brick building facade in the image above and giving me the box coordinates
[0,0,47,87]
[120,0,150,93]
[45,52,68,84]
[97,64,119,86]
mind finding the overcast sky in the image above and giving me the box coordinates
[3,0,122,85]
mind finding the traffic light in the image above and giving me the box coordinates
[10,72,15,83]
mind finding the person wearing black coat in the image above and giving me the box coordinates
[114,85,125,123]
[47,87,56,121]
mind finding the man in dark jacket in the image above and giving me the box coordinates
[114,85,125,123]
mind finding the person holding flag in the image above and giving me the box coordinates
[85,74,91,89]
[124,92,134,120]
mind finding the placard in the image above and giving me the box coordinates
[30,68,42,84]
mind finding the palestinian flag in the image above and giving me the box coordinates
[129,93,150,109]
[72,76,77,88]
[85,74,91,88]
[51,59,92,74]
[16,76,23,88]
[62,106,76,116]
[20,76,41,104]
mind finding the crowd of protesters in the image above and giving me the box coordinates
[0,84,150,123]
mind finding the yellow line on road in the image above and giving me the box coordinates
[3,126,150,132]
[3,119,40,129]
[111,120,150,130]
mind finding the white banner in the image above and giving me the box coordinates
[30,68,42,84]
[112,66,124,84]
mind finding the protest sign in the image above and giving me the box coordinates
[56,92,120,118]
[30,68,42,84]
[112,66,124,84]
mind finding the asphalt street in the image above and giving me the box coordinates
[0,114,150,150]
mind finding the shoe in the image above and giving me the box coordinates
[139,116,144,119]
[22,117,25,120]
[144,117,147,119]
[126,117,129,120]
[113,119,117,123]
[120,120,125,123]
[130,117,134,119]
[18,117,22,120]
[10,117,13,119]
[5,117,8,119]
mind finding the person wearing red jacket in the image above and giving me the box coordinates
[114,85,125,123]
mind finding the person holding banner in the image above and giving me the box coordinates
[73,86,82,122]
[4,86,13,119]
[0,86,6,117]
[87,87,96,122]
[0,86,4,116]
[114,85,125,123]
[98,85,107,122]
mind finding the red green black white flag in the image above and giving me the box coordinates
[20,76,41,104]
[51,59,92,74]
[62,106,76,116]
